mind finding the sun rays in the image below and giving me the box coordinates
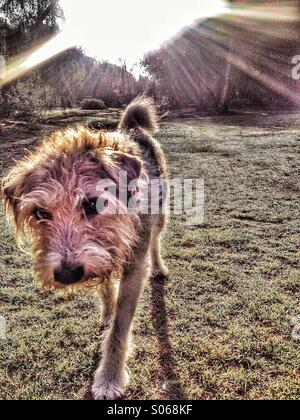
[0,0,228,87]
[144,1,300,108]
[1,0,299,109]
[0,31,76,87]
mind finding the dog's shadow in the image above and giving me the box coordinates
[83,274,185,400]
[149,274,186,400]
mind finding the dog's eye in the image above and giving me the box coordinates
[83,198,99,217]
[34,208,52,221]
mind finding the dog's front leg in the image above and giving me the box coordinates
[92,254,147,400]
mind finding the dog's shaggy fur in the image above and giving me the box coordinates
[1,97,169,400]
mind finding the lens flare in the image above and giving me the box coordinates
[0,32,75,87]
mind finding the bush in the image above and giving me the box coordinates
[88,118,118,130]
[0,75,51,117]
[81,98,107,110]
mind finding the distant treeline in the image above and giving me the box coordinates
[0,0,300,116]
[142,0,300,112]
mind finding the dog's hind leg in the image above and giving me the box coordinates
[150,214,169,279]
[92,248,149,400]
[98,279,118,329]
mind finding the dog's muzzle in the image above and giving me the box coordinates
[54,264,85,285]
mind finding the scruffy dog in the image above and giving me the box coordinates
[1,98,169,400]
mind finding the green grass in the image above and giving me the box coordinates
[0,112,300,400]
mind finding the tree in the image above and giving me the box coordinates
[0,0,64,115]
[0,0,64,55]
[143,0,300,111]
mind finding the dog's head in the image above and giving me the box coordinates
[1,127,143,288]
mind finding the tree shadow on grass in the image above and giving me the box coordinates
[150,274,186,400]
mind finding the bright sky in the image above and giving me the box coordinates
[60,0,228,69]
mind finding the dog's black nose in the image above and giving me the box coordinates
[54,264,85,285]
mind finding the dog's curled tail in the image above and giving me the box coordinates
[119,97,158,134]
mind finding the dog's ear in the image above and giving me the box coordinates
[114,152,143,182]
[1,165,33,226]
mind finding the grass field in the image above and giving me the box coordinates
[0,110,300,400]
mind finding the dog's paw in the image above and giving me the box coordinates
[92,369,129,401]
[92,380,125,401]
